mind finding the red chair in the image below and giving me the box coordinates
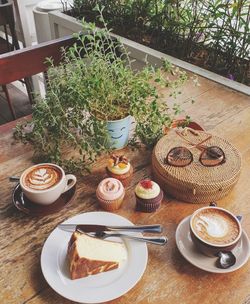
[0,34,79,128]
[0,34,77,84]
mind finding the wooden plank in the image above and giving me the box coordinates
[0,114,31,132]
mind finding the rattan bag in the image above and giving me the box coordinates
[152,129,241,203]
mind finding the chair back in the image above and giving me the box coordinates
[0,2,19,51]
[0,35,78,85]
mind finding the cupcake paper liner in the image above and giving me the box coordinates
[136,200,161,212]
[97,192,125,211]
[135,190,163,213]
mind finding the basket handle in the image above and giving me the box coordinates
[164,119,205,135]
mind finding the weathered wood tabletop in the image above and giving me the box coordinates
[0,77,250,304]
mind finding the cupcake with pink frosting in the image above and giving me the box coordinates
[96,178,125,211]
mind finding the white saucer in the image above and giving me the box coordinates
[41,212,148,303]
[176,216,250,273]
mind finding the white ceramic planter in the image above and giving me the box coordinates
[107,116,131,149]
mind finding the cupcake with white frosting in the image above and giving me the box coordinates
[135,179,163,212]
[106,154,133,187]
[96,178,125,211]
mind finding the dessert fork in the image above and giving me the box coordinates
[77,229,168,245]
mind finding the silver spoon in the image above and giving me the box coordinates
[9,176,20,182]
[77,229,168,246]
[217,251,236,269]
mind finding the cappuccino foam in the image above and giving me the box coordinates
[23,165,62,191]
[192,209,239,245]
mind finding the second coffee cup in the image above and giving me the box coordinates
[190,206,242,257]
[20,163,77,205]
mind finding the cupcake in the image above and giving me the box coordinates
[106,154,133,187]
[135,179,163,212]
[96,178,125,211]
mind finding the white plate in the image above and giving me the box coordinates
[41,212,148,303]
[176,216,250,273]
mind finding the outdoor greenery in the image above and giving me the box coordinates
[65,0,250,85]
[16,14,194,172]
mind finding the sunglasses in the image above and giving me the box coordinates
[166,128,226,167]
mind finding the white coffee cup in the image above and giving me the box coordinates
[20,163,77,205]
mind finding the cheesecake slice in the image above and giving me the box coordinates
[68,231,127,279]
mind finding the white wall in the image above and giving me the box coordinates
[11,0,41,46]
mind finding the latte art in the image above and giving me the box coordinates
[195,215,228,238]
[24,166,62,190]
[192,209,240,245]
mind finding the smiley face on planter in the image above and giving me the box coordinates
[107,116,131,149]
[108,126,126,140]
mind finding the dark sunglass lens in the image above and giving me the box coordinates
[166,147,193,167]
[200,146,225,167]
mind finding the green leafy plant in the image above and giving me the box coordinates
[15,11,194,172]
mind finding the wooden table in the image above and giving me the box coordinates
[1,77,250,304]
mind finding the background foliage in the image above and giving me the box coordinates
[65,0,250,85]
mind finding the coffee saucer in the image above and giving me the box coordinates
[176,216,250,273]
[12,184,76,216]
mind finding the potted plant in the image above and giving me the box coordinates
[16,13,194,172]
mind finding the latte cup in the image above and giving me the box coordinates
[20,163,77,205]
[190,206,242,257]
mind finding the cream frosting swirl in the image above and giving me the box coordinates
[107,163,131,175]
[135,180,160,199]
[96,178,124,200]
[24,166,61,190]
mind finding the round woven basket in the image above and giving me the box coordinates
[152,129,241,203]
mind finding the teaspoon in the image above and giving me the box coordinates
[9,176,20,182]
[217,251,236,269]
